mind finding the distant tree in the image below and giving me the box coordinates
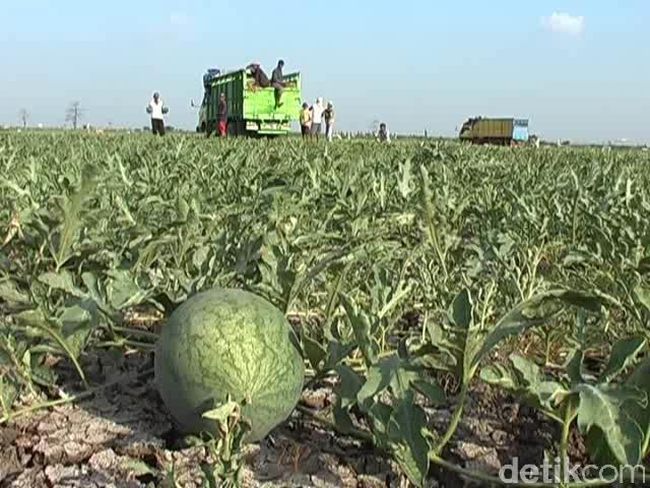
[65,101,84,129]
[18,109,29,128]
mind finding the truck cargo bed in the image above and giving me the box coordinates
[199,69,302,136]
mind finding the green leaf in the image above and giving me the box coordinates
[192,246,210,270]
[176,196,190,222]
[38,270,84,297]
[474,290,606,372]
[335,364,364,409]
[387,394,431,488]
[634,286,650,313]
[60,302,96,359]
[377,282,412,320]
[27,317,88,386]
[510,354,542,384]
[302,334,326,371]
[367,401,393,448]
[586,358,650,465]
[576,384,646,465]
[411,342,456,373]
[0,280,30,305]
[324,341,355,370]
[412,380,445,405]
[13,307,46,325]
[600,337,647,382]
[480,363,517,389]
[106,270,142,309]
[332,401,356,434]
[566,348,585,385]
[357,355,419,405]
[0,375,19,416]
[448,289,472,329]
[202,400,239,423]
[637,257,650,275]
[340,293,377,366]
[81,272,109,312]
[629,358,650,459]
[356,360,391,405]
[482,355,566,419]
[51,166,98,269]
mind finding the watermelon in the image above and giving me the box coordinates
[155,288,304,442]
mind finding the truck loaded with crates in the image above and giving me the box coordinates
[196,66,302,136]
[459,117,530,145]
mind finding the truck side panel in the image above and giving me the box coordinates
[207,71,245,121]
[204,70,301,135]
[475,119,513,139]
[244,74,301,119]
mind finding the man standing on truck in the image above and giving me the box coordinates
[146,92,168,136]
[271,60,286,107]
[217,93,228,137]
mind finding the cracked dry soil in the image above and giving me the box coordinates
[1,348,571,488]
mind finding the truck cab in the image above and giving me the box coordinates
[196,69,220,133]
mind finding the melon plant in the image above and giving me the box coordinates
[155,288,305,442]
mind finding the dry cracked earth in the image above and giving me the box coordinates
[1,346,576,488]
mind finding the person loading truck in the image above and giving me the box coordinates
[217,93,228,137]
[246,63,271,88]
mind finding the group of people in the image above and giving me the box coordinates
[145,58,392,142]
[300,97,335,141]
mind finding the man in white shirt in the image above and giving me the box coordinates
[310,97,324,141]
[146,92,168,136]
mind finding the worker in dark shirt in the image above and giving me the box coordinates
[217,93,228,137]
[246,63,271,88]
[271,59,286,107]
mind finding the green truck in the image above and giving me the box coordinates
[196,68,302,136]
[459,117,529,145]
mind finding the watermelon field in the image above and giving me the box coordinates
[1,131,650,487]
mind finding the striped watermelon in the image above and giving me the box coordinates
[155,288,304,442]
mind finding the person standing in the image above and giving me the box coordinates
[299,102,312,139]
[271,60,286,107]
[310,97,324,141]
[146,92,168,136]
[377,122,391,143]
[323,101,335,142]
[217,93,228,137]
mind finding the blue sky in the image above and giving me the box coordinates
[1,1,649,143]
